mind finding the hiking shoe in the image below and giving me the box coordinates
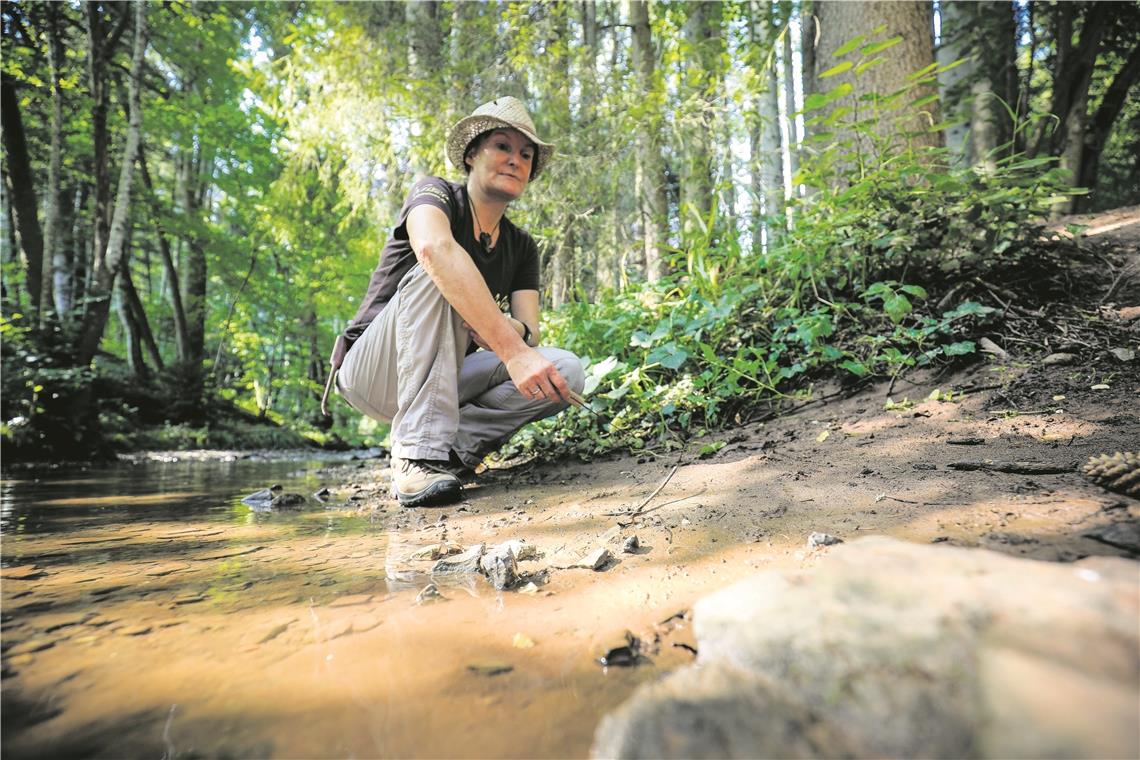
[445,450,480,483]
[390,456,462,507]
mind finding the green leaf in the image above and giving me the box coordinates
[840,359,870,377]
[854,57,887,74]
[819,61,854,78]
[911,93,940,109]
[899,284,928,299]
[834,36,867,57]
[943,341,976,356]
[883,293,912,323]
[860,36,903,56]
[697,441,726,458]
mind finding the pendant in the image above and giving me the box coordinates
[479,232,492,251]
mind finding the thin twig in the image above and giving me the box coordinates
[610,488,708,523]
[614,465,679,519]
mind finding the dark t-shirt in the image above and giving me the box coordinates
[341,176,541,346]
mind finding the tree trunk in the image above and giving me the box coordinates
[782,2,800,196]
[76,1,147,365]
[139,143,191,362]
[968,1,1018,169]
[628,0,668,283]
[936,0,977,164]
[53,184,78,316]
[751,0,784,249]
[41,2,65,327]
[1078,43,1140,209]
[801,2,816,122]
[1,76,45,323]
[680,2,722,241]
[120,254,164,372]
[814,1,940,155]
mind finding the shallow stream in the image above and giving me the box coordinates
[0,455,658,758]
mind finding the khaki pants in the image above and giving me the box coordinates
[337,265,585,468]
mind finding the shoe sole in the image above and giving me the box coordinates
[392,479,462,508]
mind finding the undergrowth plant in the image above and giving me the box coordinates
[500,30,1077,463]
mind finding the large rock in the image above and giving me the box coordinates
[592,537,1138,759]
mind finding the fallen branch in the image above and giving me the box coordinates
[948,460,1075,475]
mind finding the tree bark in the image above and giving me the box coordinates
[782,2,800,196]
[751,0,784,249]
[76,1,148,365]
[680,2,723,241]
[814,1,940,156]
[139,143,191,362]
[1077,43,1140,208]
[0,75,44,323]
[41,2,65,327]
[628,0,668,283]
[936,0,977,164]
[120,255,164,372]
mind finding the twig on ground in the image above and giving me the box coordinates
[948,460,1075,475]
[609,465,679,520]
[612,488,708,525]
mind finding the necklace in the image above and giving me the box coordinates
[472,202,502,252]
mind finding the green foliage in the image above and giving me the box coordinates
[499,43,1068,463]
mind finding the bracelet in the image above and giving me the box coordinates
[520,322,532,345]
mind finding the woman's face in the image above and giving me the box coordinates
[465,129,535,201]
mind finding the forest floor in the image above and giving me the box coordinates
[2,208,1136,758]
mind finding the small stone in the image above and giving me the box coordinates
[492,539,538,561]
[1052,395,1066,402]
[807,532,843,549]
[480,546,520,590]
[416,583,446,604]
[573,547,613,570]
[1043,353,1077,366]
[1090,383,1111,391]
[431,544,485,574]
[513,633,536,649]
[241,489,274,506]
[1109,348,1135,362]
[7,654,35,667]
[519,582,540,595]
[270,493,306,508]
[468,661,513,676]
[622,536,641,553]
[1084,523,1140,554]
[313,487,331,500]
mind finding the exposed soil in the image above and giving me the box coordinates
[2,209,1136,758]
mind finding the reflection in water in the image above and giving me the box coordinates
[0,456,649,759]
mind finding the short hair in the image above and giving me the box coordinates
[462,130,541,179]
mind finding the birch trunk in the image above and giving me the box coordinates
[76,1,147,365]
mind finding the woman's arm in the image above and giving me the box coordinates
[406,205,568,399]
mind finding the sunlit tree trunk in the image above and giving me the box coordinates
[76,1,147,365]
[628,0,667,283]
[936,0,975,164]
[782,2,800,198]
[680,2,722,241]
[41,2,65,327]
[814,1,940,154]
[751,0,784,248]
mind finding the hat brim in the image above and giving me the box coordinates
[446,116,555,179]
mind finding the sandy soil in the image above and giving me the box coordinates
[2,210,1136,759]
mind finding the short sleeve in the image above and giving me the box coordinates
[392,176,457,241]
[511,234,541,293]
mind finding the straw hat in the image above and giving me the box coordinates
[446,96,555,179]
